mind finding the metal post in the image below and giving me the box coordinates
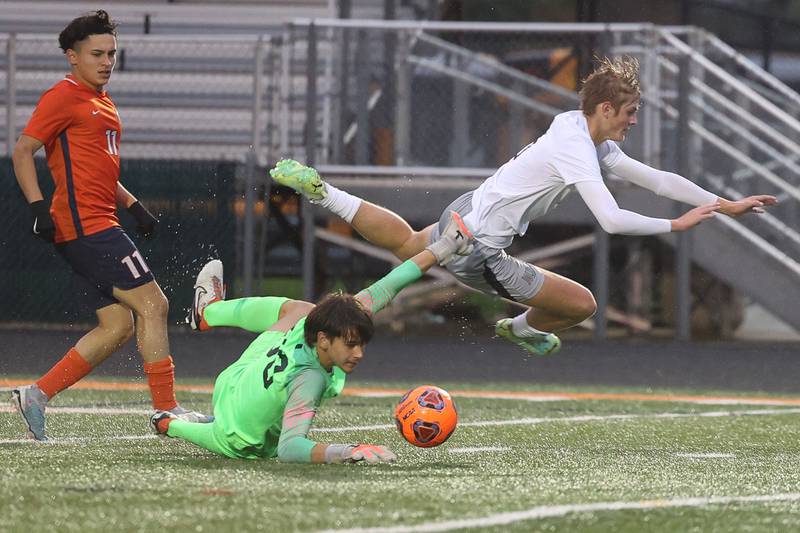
[675,52,692,341]
[592,222,609,339]
[279,27,291,156]
[394,31,411,165]
[642,27,660,167]
[333,28,350,164]
[355,29,370,165]
[450,66,469,166]
[251,36,266,164]
[761,16,774,73]
[336,1,352,163]
[7,33,16,157]
[243,152,257,296]
[242,36,267,297]
[381,0,397,161]
[509,80,524,158]
[303,23,319,302]
[268,35,282,165]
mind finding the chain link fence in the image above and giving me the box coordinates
[1,21,799,336]
[298,23,639,168]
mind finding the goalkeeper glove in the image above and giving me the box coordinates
[128,201,158,238]
[426,210,474,266]
[29,200,55,243]
[326,444,397,464]
[346,444,397,464]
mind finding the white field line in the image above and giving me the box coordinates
[314,493,800,533]
[310,407,800,434]
[448,446,511,454]
[0,386,213,395]
[4,386,800,407]
[348,391,799,406]
[675,452,735,458]
[0,435,158,445]
[0,406,151,415]
[2,407,799,445]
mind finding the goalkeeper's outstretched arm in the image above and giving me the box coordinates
[276,370,396,464]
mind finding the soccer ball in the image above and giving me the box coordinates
[394,385,458,448]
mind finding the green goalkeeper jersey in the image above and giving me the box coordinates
[167,259,424,462]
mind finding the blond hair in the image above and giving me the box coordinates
[579,56,640,116]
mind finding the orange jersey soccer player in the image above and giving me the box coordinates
[10,10,210,441]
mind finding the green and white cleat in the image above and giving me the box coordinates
[494,318,561,356]
[269,159,327,201]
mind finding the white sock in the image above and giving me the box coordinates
[511,312,550,337]
[317,183,362,224]
[31,383,49,402]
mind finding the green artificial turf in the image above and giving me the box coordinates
[2,379,800,532]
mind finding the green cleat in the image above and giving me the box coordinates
[494,318,561,356]
[269,159,327,201]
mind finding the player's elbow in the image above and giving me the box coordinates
[276,438,306,463]
[595,216,625,235]
[11,141,32,167]
[276,443,295,463]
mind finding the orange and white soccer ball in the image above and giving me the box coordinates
[394,385,458,448]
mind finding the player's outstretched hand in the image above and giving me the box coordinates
[426,211,475,266]
[29,199,55,242]
[718,195,778,217]
[128,201,158,239]
[671,202,719,232]
[345,444,397,464]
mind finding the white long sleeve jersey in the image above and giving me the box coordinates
[462,110,718,249]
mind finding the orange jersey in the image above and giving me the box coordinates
[23,74,121,243]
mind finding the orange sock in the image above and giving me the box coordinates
[198,298,220,331]
[143,356,178,411]
[157,417,173,434]
[36,347,93,399]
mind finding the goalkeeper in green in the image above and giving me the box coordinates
[150,211,473,464]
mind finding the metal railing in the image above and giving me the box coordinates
[2,20,798,337]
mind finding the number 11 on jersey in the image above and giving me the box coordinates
[105,129,119,155]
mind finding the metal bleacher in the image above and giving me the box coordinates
[0,5,798,336]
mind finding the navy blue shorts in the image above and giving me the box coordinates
[55,226,155,310]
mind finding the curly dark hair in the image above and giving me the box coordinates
[303,292,374,347]
[58,10,118,53]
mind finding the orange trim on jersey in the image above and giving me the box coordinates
[23,75,121,242]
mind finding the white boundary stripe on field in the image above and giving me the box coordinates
[0,406,151,415]
[314,493,800,533]
[448,446,511,454]
[0,435,158,445]
[5,385,800,407]
[344,390,800,406]
[3,407,800,445]
[310,407,800,434]
[675,452,735,458]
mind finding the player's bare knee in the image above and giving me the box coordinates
[572,292,597,321]
[153,292,170,319]
[138,292,169,320]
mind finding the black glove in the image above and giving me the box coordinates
[128,201,158,238]
[29,200,55,243]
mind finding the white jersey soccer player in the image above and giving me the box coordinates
[462,109,719,248]
[270,56,776,356]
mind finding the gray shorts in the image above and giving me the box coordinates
[430,192,545,302]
